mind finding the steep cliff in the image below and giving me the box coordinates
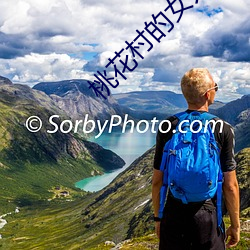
[33,79,124,123]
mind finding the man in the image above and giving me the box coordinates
[152,68,240,249]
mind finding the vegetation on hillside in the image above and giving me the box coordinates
[1,147,249,249]
[0,78,249,249]
[0,84,124,213]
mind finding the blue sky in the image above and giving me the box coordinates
[0,0,249,102]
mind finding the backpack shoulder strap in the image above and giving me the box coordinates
[173,111,189,121]
[201,112,223,230]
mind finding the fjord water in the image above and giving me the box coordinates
[75,129,156,192]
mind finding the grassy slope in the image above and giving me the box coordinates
[0,83,249,248]
[0,199,89,250]
[89,219,250,250]
[0,91,106,213]
[1,203,249,250]
[0,148,154,249]
[0,156,100,213]
[1,148,249,249]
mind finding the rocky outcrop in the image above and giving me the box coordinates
[0,76,12,85]
[213,94,250,125]
[234,109,250,152]
[235,148,250,214]
[33,79,124,123]
[209,95,250,152]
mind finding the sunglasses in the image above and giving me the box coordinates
[203,83,218,95]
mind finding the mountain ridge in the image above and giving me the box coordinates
[213,94,250,125]
[213,94,250,152]
[0,79,125,212]
[0,76,248,249]
[114,90,225,118]
[33,79,124,123]
[0,76,12,85]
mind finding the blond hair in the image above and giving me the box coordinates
[181,68,214,104]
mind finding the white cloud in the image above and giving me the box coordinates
[0,53,87,86]
[0,0,249,101]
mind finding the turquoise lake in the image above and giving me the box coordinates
[75,129,156,192]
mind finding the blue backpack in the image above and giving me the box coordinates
[158,111,223,228]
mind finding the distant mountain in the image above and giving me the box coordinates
[33,79,124,122]
[114,91,186,116]
[114,91,225,120]
[0,81,124,212]
[209,100,225,110]
[32,82,227,121]
[213,94,250,125]
[234,108,250,152]
[32,81,250,151]
[212,94,250,152]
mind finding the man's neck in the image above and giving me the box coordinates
[187,103,209,112]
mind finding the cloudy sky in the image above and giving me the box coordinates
[0,0,249,102]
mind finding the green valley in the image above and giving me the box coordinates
[0,147,249,249]
[0,77,249,249]
[0,82,124,214]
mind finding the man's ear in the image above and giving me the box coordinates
[204,92,209,100]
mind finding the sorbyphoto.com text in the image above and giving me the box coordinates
[25,114,224,138]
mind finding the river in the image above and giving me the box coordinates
[0,208,19,239]
[75,129,156,192]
